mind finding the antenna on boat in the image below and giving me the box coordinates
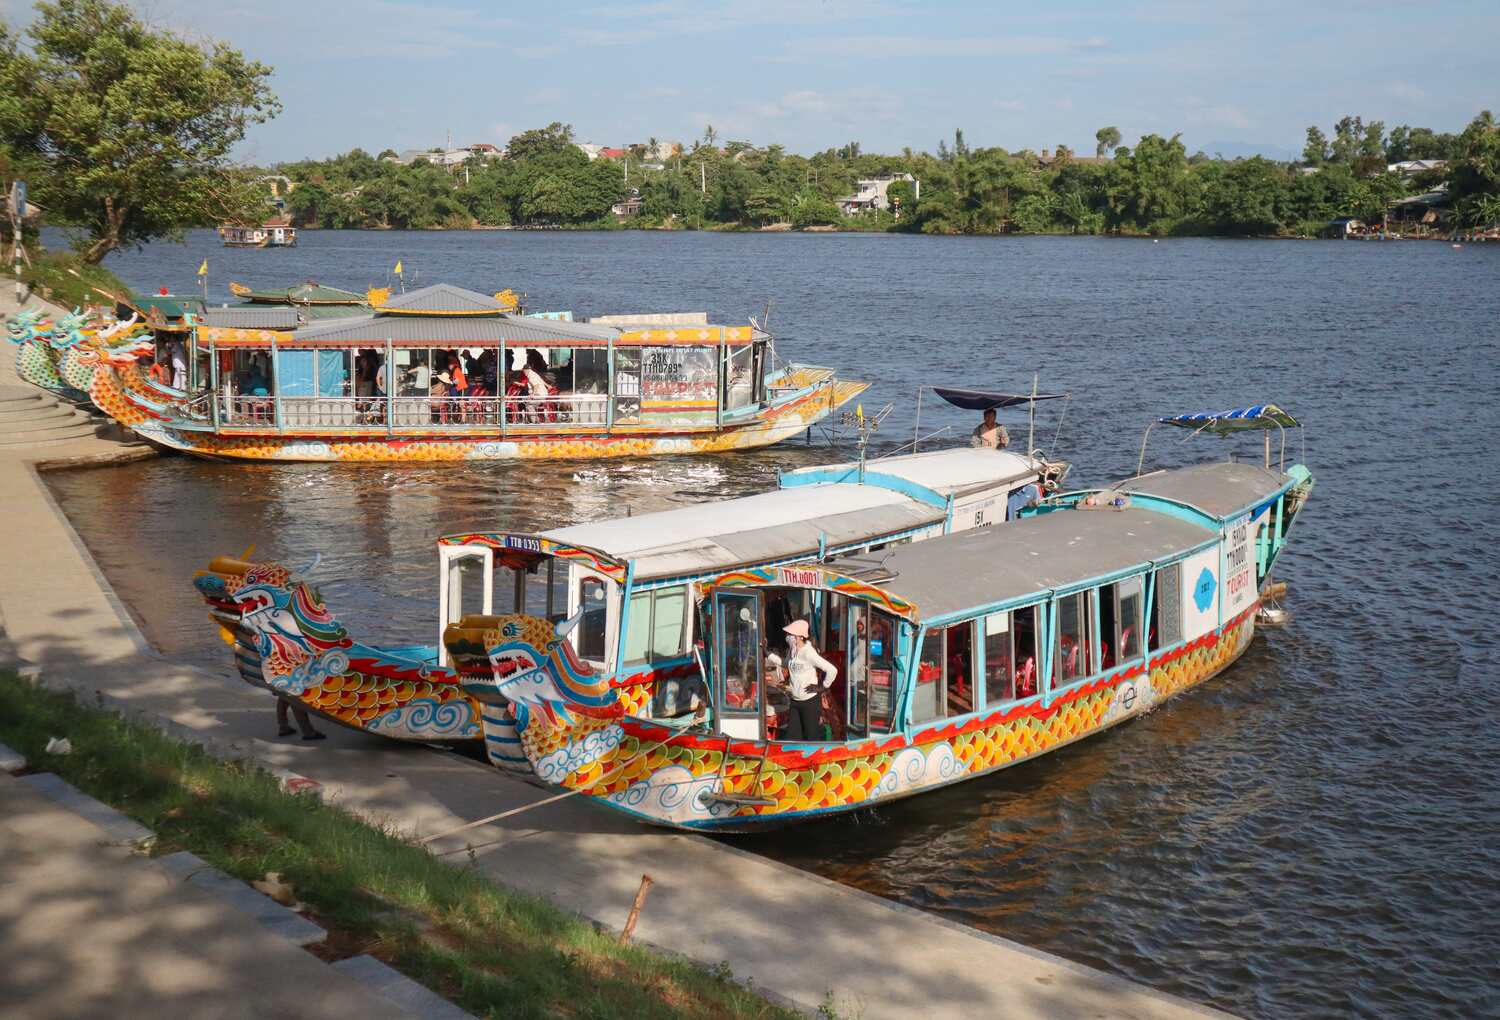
[840,402,893,483]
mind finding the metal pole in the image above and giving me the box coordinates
[912,385,923,452]
[1027,372,1038,454]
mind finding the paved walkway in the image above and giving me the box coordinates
[0,770,416,1020]
[0,287,1235,1018]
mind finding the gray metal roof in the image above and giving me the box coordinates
[288,313,620,345]
[1116,461,1287,518]
[381,283,507,313]
[830,505,1215,620]
[544,483,945,582]
[201,306,301,330]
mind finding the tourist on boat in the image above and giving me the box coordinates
[169,339,188,390]
[781,619,837,741]
[148,356,172,386]
[971,407,1009,449]
[445,353,468,396]
[431,371,452,423]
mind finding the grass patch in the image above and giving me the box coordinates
[0,671,805,1020]
[3,250,134,309]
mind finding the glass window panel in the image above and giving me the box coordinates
[718,594,760,716]
[1057,593,1085,684]
[650,587,686,659]
[574,349,609,394]
[622,590,651,664]
[1013,605,1039,697]
[724,345,754,410]
[945,622,974,717]
[576,577,609,662]
[912,630,943,724]
[1118,576,1143,661]
[867,611,896,732]
[983,612,1013,705]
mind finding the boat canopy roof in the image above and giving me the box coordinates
[201,306,301,330]
[229,281,366,305]
[930,385,1068,411]
[1116,461,1287,519]
[1158,404,1299,433]
[816,504,1215,621]
[543,483,946,583]
[782,447,1041,500]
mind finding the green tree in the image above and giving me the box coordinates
[1447,110,1500,225]
[1303,126,1329,165]
[0,0,279,263]
[1106,133,1191,233]
[1095,125,1121,158]
[1200,157,1288,235]
[506,122,575,162]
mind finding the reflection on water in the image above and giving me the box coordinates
[45,230,1500,1019]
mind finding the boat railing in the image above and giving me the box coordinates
[214,392,612,430]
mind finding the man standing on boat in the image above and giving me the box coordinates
[971,407,1010,449]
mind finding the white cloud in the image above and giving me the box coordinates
[778,34,1111,61]
[994,99,1026,112]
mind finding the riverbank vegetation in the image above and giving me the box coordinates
[272,114,1499,238]
[0,249,133,307]
[0,0,278,263]
[0,672,809,1020]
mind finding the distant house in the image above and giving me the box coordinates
[1387,159,1447,176]
[576,143,607,160]
[388,144,501,166]
[600,147,627,160]
[1325,217,1367,238]
[1034,149,1110,168]
[612,188,642,219]
[836,173,919,215]
[625,140,681,162]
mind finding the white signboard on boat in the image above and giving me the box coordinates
[1179,546,1220,642]
[1222,512,1256,621]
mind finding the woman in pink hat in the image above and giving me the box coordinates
[782,618,837,741]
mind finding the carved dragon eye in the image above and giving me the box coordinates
[502,621,521,637]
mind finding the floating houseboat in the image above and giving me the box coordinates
[432,406,1312,830]
[219,219,297,247]
[194,445,1070,743]
[92,282,867,462]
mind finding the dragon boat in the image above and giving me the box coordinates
[432,406,1313,830]
[84,281,868,462]
[194,445,1070,743]
[6,306,158,404]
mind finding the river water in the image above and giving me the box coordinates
[42,229,1500,1018]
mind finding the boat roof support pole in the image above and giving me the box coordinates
[912,384,923,453]
[499,335,508,438]
[1027,372,1038,455]
[271,333,283,434]
[1136,421,1159,476]
[208,342,220,431]
[385,336,394,438]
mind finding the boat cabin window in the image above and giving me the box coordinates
[913,621,976,723]
[575,576,609,663]
[1149,563,1183,652]
[394,349,431,396]
[717,593,762,719]
[723,344,755,411]
[623,585,690,665]
[614,348,641,423]
[1114,576,1143,666]
[1054,590,1095,688]
[983,604,1040,703]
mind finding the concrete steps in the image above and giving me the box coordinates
[0,384,111,447]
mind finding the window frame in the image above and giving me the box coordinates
[1149,562,1184,652]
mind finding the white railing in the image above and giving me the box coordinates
[214,392,612,429]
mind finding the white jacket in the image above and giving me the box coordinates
[785,641,837,701]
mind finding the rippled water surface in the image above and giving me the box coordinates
[44,229,1500,1018]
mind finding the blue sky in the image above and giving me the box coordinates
[3,0,1495,162]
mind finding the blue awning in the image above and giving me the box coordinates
[1159,404,1299,433]
[931,386,1068,411]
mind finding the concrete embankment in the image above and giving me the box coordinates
[0,328,1235,1018]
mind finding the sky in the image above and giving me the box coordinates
[2,0,1495,163]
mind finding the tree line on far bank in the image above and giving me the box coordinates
[1,0,1497,273]
[279,115,1499,239]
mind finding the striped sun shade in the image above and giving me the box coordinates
[1159,404,1300,433]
